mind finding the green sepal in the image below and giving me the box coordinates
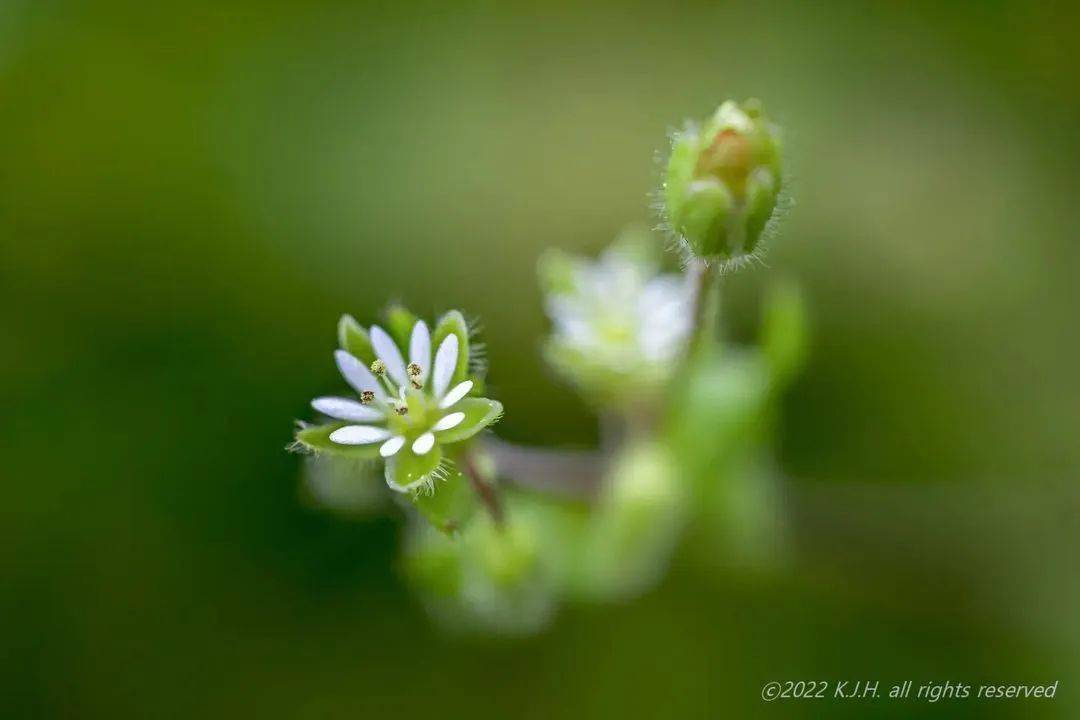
[432,310,471,384]
[664,130,698,230]
[743,167,778,253]
[537,248,577,296]
[385,444,444,492]
[606,223,661,269]
[678,180,733,257]
[436,398,503,445]
[410,466,477,535]
[385,304,418,348]
[294,422,383,460]
[337,315,376,365]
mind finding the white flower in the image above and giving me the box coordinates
[545,247,694,374]
[299,313,503,493]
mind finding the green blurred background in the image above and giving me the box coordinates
[3,0,1078,717]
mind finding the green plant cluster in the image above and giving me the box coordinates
[292,101,805,634]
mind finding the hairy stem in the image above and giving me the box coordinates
[461,446,505,527]
[687,257,720,352]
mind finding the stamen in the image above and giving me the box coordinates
[360,390,375,404]
[395,405,409,416]
[370,359,386,375]
[407,362,422,378]
[411,380,423,390]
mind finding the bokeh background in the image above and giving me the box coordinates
[3,0,1079,717]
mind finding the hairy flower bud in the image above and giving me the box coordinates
[664,99,782,261]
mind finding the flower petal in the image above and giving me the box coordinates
[328,425,392,445]
[370,324,407,385]
[411,432,436,455]
[432,411,465,432]
[334,350,385,400]
[311,396,385,422]
[438,380,473,409]
[379,435,406,458]
[408,320,431,381]
[432,333,458,398]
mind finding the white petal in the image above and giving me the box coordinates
[334,350,385,400]
[438,380,473,409]
[370,325,407,386]
[311,396,384,422]
[408,320,431,381]
[379,435,406,458]
[411,432,436,455]
[432,411,465,432]
[328,425,392,445]
[432,334,458,398]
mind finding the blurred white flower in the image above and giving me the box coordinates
[541,241,694,392]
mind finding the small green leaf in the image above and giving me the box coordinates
[385,445,443,492]
[436,398,503,444]
[338,315,376,365]
[432,310,471,384]
[761,279,808,386]
[385,304,418,348]
[410,467,477,534]
[294,423,383,459]
[667,350,770,495]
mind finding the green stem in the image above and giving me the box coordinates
[688,257,720,353]
[461,446,505,528]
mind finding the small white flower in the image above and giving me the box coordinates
[300,313,504,493]
[545,246,694,375]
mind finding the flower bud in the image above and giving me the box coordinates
[664,99,782,260]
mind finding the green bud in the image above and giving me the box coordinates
[664,99,782,260]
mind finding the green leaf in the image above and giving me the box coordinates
[436,398,503,444]
[667,351,770,495]
[337,315,376,365]
[385,304,418,348]
[293,423,383,459]
[761,278,808,387]
[385,445,443,492]
[410,467,477,534]
[432,310,471,384]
